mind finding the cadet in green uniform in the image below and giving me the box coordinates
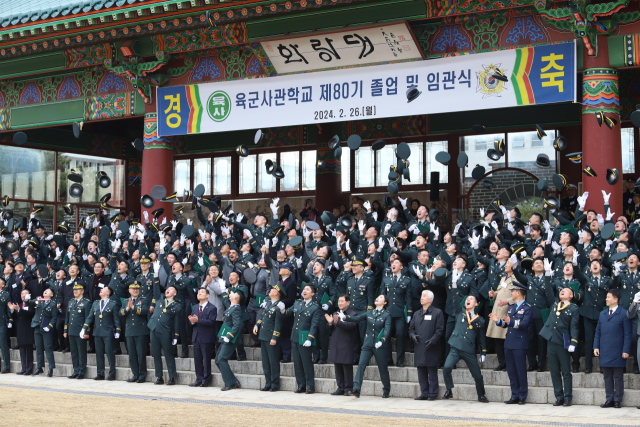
[343,294,392,398]
[121,281,151,383]
[301,259,334,364]
[164,258,195,358]
[540,286,580,407]
[254,284,285,391]
[148,285,181,385]
[64,282,92,379]
[28,288,57,377]
[83,286,121,380]
[346,259,375,361]
[221,270,250,361]
[216,291,243,391]
[442,294,489,403]
[135,256,157,310]
[380,258,412,367]
[282,283,321,393]
[0,277,12,373]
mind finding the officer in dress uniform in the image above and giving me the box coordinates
[28,287,57,377]
[442,294,489,403]
[346,258,375,362]
[148,285,181,385]
[216,290,243,391]
[254,284,285,391]
[490,281,533,404]
[83,285,120,380]
[121,281,150,383]
[165,257,195,358]
[380,257,412,367]
[221,270,250,361]
[64,282,92,379]
[282,284,321,394]
[301,258,334,364]
[540,286,580,407]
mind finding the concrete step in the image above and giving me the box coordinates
[7,360,640,407]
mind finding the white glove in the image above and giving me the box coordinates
[375,341,382,349]
[509,254,517,265]
[398,197,407,208]
[80,329,85,338]
[302,228,311,238]
[137,223,145,233]
[613,261,622,275]
[55,248,63,258]
[453,223,462,235]
[568,345,575,353]
[363,201,371,211]
[606,208,615,221]
[543,258,553,273]
[597,214,605,228]
[412,265,424,280]
[500,205,508,216]
[220,226,230,236]
[602,190,611,205]
[197,256,204,267]
[272,237,278,246]
[551,241,561,253]
[406,316,411,324]
[93,218,100,228]
[143,211,149,220]
[480,208,485,218]
[481,355,486,363]
[153,260,160,277]
[577,230,585,242]
[129,226,136,236]
[220,282,227,293]
[114,333,120,339]
[520,251,528,259]
[322,304,329,311]
[182,257,188,266]
[158,231,166,241]
[491,221,499,231]
[136,231,145,241]
[507,223,515,233]
[295,257,303,268]
[338,311,346,321]
[116,230,123,240]
[187,219,193,226]
[387,238,395,250]
[172,339,178,345]
[82,254,88,261]
[572,249,579,265]
[605,240,613,252]
[482,227,489,239]
[384,224,391,234]
[236,213,244,222]
[162,217,167,225]
[21,240,29,248]
[277,302,285,311]
[303,340,312,347]
[469,233,480,249]
[79,228,85,238]
[506,211,512,222]
[43,327,50,332]
[6,323,11,329]
[198,229,206,240]
[358,220,365,232]
[371,212,378,221]
[260,301,267,308]
[110,223,116,232]
[30,212,35,219]
[12,231,18,240]
[377,237,385,252]
[244,229,253,239]
[525,224,530,234]
[432,226,439,240]
[634,292,640,303]
[180,234,186,245]
[24,293,31,302]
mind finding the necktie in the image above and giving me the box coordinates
[199,305,202,317]
[393,276,398,285]
[632,272,635,282]
[609,309,613,317]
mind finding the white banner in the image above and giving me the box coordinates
[157,41,576,137]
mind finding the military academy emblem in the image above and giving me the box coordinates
[476,64,508,98]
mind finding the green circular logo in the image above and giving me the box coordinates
[206,91,231,122]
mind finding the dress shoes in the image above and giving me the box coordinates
[166,378,176,386]
[600,400,614,408]
[200,382,209,387]
[305,389,315,394]
[136,378,145,384]
[585,368,592,374]
[190,382,203,387]
[382,392,389,398]
[260,386,271,391]
[76,375,84,379]
[414,396,428,400]
[634,367,640,374]
[348,390,360,398]
[563,399,572,407]
[478,396,489,403]
[494,364,506,372]
[127,377,137,383]
[269,387,279,392]
[537,368,543,372]
[94,374,105,381]
[504,398,519,404]
[614,402,621,408]
[571,367,579,373]
[396,362,404,368]
[527,366,536,372]
[1,369,9,374]
[294,386,306,393]
[318,360,327,365]
[62,347,70,353]
[281,358,291,363]
[442,389,453,399]
[47,369,53,377]
[553,399,564,406]
[31,368,43,376]
[88,347,95,354]
[331,389,345,396]
[237,356,247,362]
[427,396,437,401]
[155,377,164,385]
[68,374,78,379]
[221,382,240,391]
[106,375,115,381]
[16,371,24,375]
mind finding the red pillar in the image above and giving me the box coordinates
[141,111,175,222]
[582,35,622,215]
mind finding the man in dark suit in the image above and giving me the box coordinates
[409,289,444,400]
[595,289,632,408]
[189,287,217,387]
[326,293,359,396]
[490,281,533,404]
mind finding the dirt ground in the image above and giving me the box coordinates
[0,387,541,427]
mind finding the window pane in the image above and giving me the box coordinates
[302,151,316,191]
[58,153,125,205]
[507,130,556,175]
[281,151,300,192]
[239,155,257,194]
[376,144,396,187]
[406,142,423,184]
[426,141,449,184]
[341,147,351,192]
[194,158,211,195]
[213,157,232,195]
[174,159,191,195]
[258,153,277,193]
[0,146,56,201]
[622,128,635,174]
[355,146,374,188]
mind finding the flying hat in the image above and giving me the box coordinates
[334,146,342,159]
[306,220,320,231]
[601,222,615,240]
[494,139,506,155]
[387,182,399,195]
[13,131,27,145]
[72,121,83,139]
[174,205,184,215]
[552,174,567,191]
[396,142,411,160]
[140,195,154,208]
[273,165,285,179]
[596,111,617,129]
[57,221,70,234]
[553,136,567,151]
[611,251,628,264]
[535,124,546,140]
[328,135,340,150]
[347,134,361,151]
[321,211,336,227]
[512,243,527,255]
[236,145,249,157]
[434,267,448,279]
[520,257,533,270]
[132,138,144,151]
[606,168,619,185]
[487,149,501,161]
[471,124,485,134]
[1,210,13,221]
[536,153,550,168]
[161,192,178,203]
[632,110,640,127]
[152,208,164,218]
[100,193,111,204]
[254,129,264,145]
[406,87,421,103]
[63,204,74,216]
[1,196,8,207]
[183,189,193,202]
[483,180,495,189]
[68,169,83,183]
[288,236,303,250]
[243,268,257,285]
[193,184,205,198]
[566,152,582,164]
[492,68,508,82]
[457,152,468,168]
[97,171,110,188]
[384,195,396,208]
[543,197,559,210]
[372,139,386,151]
[429,209,439,223]
[537,179,548,192]
[265,159,276,175]
[435,151,451,165]
[69,183,83,198]
[583,165,597,177]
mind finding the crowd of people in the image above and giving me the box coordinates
[0,188,639,409]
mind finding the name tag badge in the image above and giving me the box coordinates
[425,315,432,320]
[98,284,104,288]
[12,284,16,288]
[24,307,28,311]
[67,279,73,285]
